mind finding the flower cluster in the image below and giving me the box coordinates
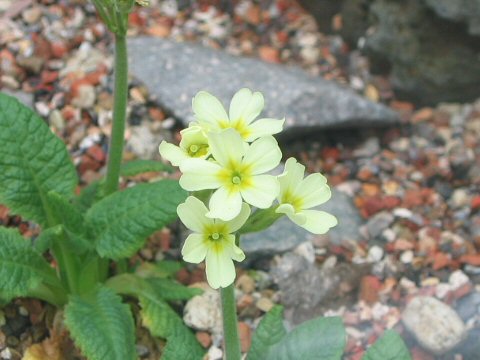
[159,88,337,289]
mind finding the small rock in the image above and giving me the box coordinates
[365,211,394,239]
[455,291,480,322]
[450,188,471,209]
[238,322,251,353]
[293,241,315,264]
[400,250,414,264]
[359,275,381,304]
[136,344,149,358]
[235,274,255,294]
[183,285,222,335]
[0,348,11,360]
[367,245,384,262]
[72,84,96,109]
[402,296,467,355]
[206,346,222,360]
[256,297,274,313]
[195,331,211,348]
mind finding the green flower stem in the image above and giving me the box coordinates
[28,282,67,307]
[104,34,128,196]
[220,283,241,360]
[238,206,283,235]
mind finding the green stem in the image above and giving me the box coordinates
[104,34,128,196]
[220,284,241,360]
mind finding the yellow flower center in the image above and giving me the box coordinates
[203,224,230,253]
[218,163,253,193]
[187,143,209,157]
[282,189,304,212]
[219,118,251,139]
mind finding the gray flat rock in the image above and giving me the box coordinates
[128,37,399,138]
[241,189,364,259]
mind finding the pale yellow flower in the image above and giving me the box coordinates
[159,126,209,167]
[192,88,284,142]
[276,158,337,234]
[179,128,281,221]
[178,196,250,289]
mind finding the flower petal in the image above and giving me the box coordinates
[207,186,243,221]
[181,234,208,263]
[225,234,246,262]
[276,203,306,225]
[179,159,222,191]
[242,136,282,175]
[208,128,245,167]
[179,126,210,159]
[294,173,331,208]
[241,175,279,208]
[229,88,264,125]
[299,210,338,234]
[192,91,228,127]
[244,118,285,142]
[278,158,305,200]
[205,248,236,289]
[177,196,212,233]
[159,141,189,167]
[224,202,251,232]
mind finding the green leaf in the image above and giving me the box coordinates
[120,159,174,177]
[47,191,92,253]
[33,225,62,253]
[266,317,345,360]
[362,330,411,360]
[248,306,287,360]
[135,261,183,279]
[0,227,59,298]
[64,286,136,360]
[105,274,204,360]
[0,93,77,226]
[248,308,346,360]
[139,293,204,360]
[149,278,202,301]
[87,180,187,260]
[74,180,105,211]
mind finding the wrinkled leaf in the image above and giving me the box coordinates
[120,159,174,177]
[148,278,202,301]
[47,191,92,253]
[64,286,136,360]
[362,330,411,360]
[248,306,287,360]
[248,307,345,360]
[0,93,77,226]
[139,293,204,360]
[106,274,204,360]
[87,180,186,260]
[0,227,59,298]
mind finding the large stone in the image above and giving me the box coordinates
[425,0,480,36]
[241,189,364,259]
[402,296,467,355]
[271,252,367,324]
[364,0,480,105]
[128,37,398,139]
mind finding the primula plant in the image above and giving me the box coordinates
[160,89,412,360]
[0,0,412,359]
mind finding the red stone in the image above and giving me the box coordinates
[258,46,280,63]
[86,144,106,163]
[459,254,480,266]
[432,252,451,270]
[195,332,211,348]
[238,322,252,353]
[359,275,381,304]
[471,195,480,211]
